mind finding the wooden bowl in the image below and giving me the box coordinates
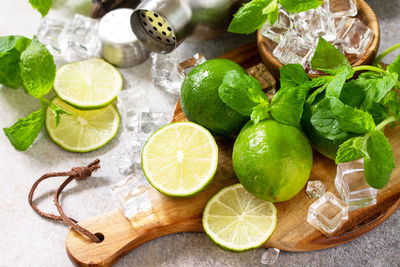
[257,0,380,79]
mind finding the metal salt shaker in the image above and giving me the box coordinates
[98,8,150,67]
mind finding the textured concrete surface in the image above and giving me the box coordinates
[0,0,399,266]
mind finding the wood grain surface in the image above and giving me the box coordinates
[65,43,400,267]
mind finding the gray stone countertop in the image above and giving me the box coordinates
[0,0,399,266]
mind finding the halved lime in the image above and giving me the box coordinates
[141,122,218,197]
[53,58,123,109]
[203,184,277,252]
[45,97,120,152]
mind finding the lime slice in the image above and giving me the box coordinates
[203,184,277,252]
[53,58,123,109]
[45,97,120,152]
[141,122,218,197]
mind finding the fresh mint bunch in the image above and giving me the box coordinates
[307,37,400,188]
[228,0,323,34]
[0,35,69,151]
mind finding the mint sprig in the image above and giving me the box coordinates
[228,0,322,34]
[0,35,69,151]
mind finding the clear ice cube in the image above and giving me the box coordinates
[59,14,101,62]
[335,17,374,55]
[325,0,357,17]
[117,89,150,131]
[260,8,293,43]
[151,52,184,95]
[273,32,314,68]
[293,6,336,44]
[306,180,326,199]
[110,172,152,219]
[178,53,207,78]
[129,112,170,139]
[261,248,280,265]
[246,63,276,94]
[307,192,349,236]
[335,159,378,211]
[36,18,65,58]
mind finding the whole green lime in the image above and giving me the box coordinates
[180,59,248,136]
[233,120,313,202]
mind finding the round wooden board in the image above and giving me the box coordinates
[172,42,400,251]
[65,42,400,267]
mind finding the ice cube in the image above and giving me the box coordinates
[335,159,377,211]
[325,0,357,17]
[117,89,150,131]
[151,52,184,95]
[36,18,65,58]
[293,6,336,43]
[306,180,326,199]
[261,248,280,265]
[178,53,207,78]
[246,63,276,94]
[260,8,293,43]
[335,17,374,55]
[118,156,134,175]
[273,32,315,68]
[307,192,349,236]
[59,14,101,62]
[110,172,152,219]
[129,112,170,139]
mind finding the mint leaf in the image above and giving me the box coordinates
[279,0,323,13]
[49,102,71,126]
[336,136,368,164]
[266,0,279,25]
[218,70,268,116]
[358,72,398,109]
[0,36,31,89]
[0,35,31,53]
[310,98,352,141]
[19,37,56,98]
[311,37,350,74]
[270,86,307,126]
[251,101,270,124]
[279,63,309,88]
[3,107,45,151]
[364,130,395,189]
[329,97,376,134]
[368,103,389,125]
[325,65,353,98]
[228,0,273,34]
[383,91,400,122]
[387,53,400,81]
[339,79,367,107]
[29,0,52,17]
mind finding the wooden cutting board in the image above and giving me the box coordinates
[65,42,400,266]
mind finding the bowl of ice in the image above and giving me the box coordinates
[257,0,380,79]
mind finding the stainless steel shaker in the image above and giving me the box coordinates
[130,0,247,53]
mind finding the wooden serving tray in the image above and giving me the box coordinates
[65,43,400,266]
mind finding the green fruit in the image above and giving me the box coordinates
[233,120,313,202]
[203,184,277,252]
[180,59,248,136]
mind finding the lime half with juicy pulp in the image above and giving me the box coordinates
[45,97,120,152]
[203,183,277,252]
[53,58,123,109]
[141,122,218,197]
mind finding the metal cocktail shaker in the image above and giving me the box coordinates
[130,0,247,53]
